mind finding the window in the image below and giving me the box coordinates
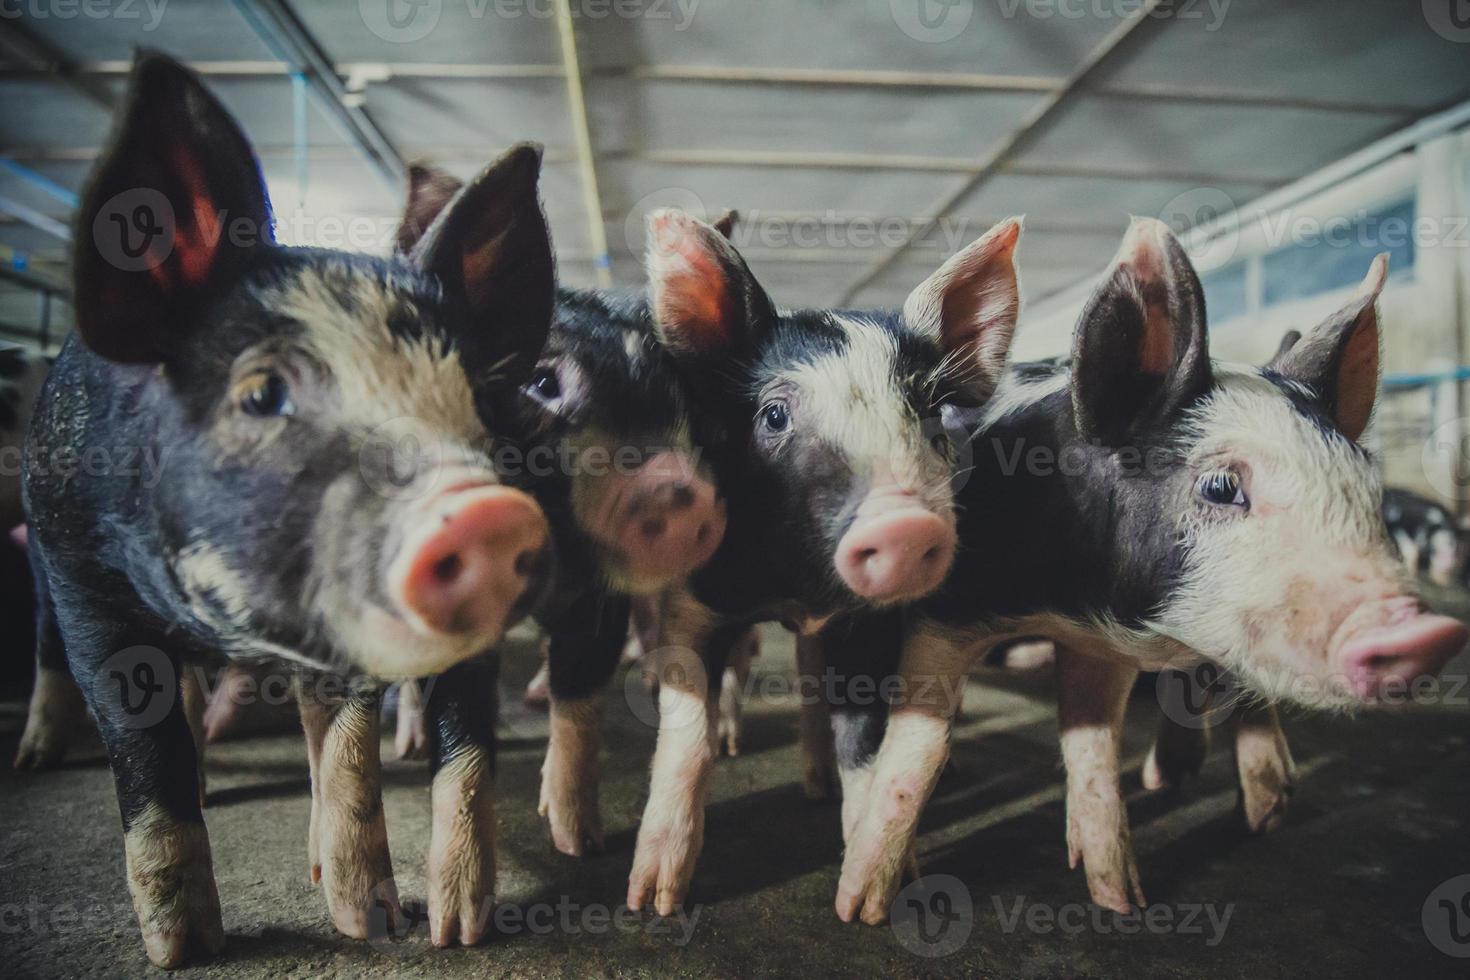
[1261,197,1415,307]
[1200,261,1249,326]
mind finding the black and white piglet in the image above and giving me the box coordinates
[623,211,1023,915]
[396,168,729,858]
[833,218,1467,924]
[21,55,557,967]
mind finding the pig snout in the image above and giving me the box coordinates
[835,494,955,603]
[391,484,550,641]
[591,451,725,580]
[1337,597,1467,702]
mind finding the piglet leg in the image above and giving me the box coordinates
[836,625,969,926]
[627,590,724,916]
[1232,701,1295,833]
[296,680,399,940]
[1142,670,1212,791]
[65,612,223,968]
[422,655,499,947]
[795,631,838,799]
[540,592,629,856]
[1057,648,1144,914]
[717,627,757,757]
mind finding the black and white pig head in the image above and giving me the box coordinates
[1070,216,1465,709]
[398,167,726,595]
[74,54,557,679]
[646,209,1022,614]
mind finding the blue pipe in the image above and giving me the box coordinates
[1382,366,1470,389]
[0,156,79,209]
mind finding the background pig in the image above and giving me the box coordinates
[833,218,1466,926]
[396,167,729,858]
[22,55,557,966]
[1382,486,1464,587]
[622,211,1022,916]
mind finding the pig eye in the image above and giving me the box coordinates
[761,401,789,433]
[1198,470,1247,509]
[527,366,561,402]
[239,372,294,418]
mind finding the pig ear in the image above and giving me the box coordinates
[73,51,272,364]
[713,210,738,240]
[1268,328,1302,367]
[410,143,555,385]
[645,209,776,360]
[1272,254,1387,442]
[395,163,463,256]
[903,217,1022,404]
[1071,217,1212,446]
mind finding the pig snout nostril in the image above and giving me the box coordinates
[432,553,462,584]
[513,549,539,579]
[921,545,942,564]
[641,517,667,540]
[669,484,695,510]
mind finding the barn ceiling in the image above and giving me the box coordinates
[1,0,1468,342]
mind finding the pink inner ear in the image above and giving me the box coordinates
[654,222,734,352]
[159,149,223,290]
[1336,310,1379,440]
[1137,302,1175,377]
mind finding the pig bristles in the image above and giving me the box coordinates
[470,352,521,389]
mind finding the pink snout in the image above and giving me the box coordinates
[593,451,725,582]
[392,485,549,640]
[1339,599,1467,702]
[835,500,955,603]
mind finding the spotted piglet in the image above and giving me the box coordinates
[22,55,558,966]
[833,218,1466,925]
[394,166,731,859]
[625,211,1024,916]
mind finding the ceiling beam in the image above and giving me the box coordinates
[0,19,117,111]
[0,60,1424,117]
[0,144,1284,189]
[229,0,405,188]
[833,0,1171,305]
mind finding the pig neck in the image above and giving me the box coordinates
[925,369,1184,633]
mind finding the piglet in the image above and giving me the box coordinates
[834,218,1467,924]
[21,54,557,966]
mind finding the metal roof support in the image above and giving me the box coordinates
[554,0,613,288]
[230,0,406,189]
[833,0,1169,306]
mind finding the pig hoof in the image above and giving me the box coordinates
[1067,813,1146,913]
[833,834,903,926]
[542,805,605,857]
[1142,731,1208,791]
[803,761,838,802]
[14,669,85,769]
[13,724,69,770]
[140,912,227,970]
[719,725,741,757]
[627,836,699,916]
[523,662,551,708]
[393,719,428,761]
[1239,766,1294,834]
[428,861,494,948]
[328,881,401,941]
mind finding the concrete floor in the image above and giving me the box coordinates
[2,616,1469,979]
